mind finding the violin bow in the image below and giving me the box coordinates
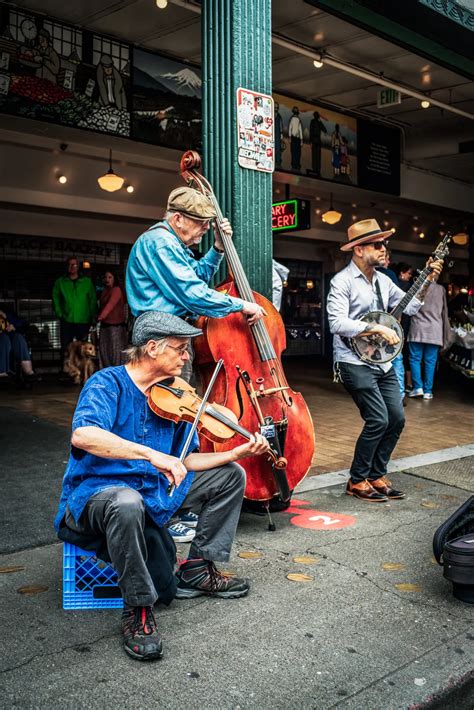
[167,358,224,496]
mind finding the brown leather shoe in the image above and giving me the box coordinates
[346,479,387,502]
[369,476,406,499]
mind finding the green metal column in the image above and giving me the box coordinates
[202,0,273,299]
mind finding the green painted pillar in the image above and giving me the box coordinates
[202,0,273,300]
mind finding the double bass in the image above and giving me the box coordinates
[180,151,315,506]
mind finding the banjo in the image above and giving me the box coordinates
[349,234,451,364]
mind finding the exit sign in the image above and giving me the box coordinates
[377,88,401,108]
[272,199,311,232]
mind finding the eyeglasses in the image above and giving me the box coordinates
[183,215,212,229]
[165,343,189,356]
[364,239,388,250]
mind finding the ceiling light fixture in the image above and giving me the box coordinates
[313,58,324,69]
[126,184,135,194]
[453,232,468,246]
[155,0,168,8]
[321,194,342,225]
[57,175,67,184]
[419,232,425,239]
[421,99,430,109]
[97,150,125,192]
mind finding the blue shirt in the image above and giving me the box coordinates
[327,260,423,372]
[54,366,198,531]
[126,221,244,318]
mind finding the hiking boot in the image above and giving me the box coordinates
[175,559,250,599]
[121,605,163,661]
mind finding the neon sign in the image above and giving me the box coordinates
[272,199,310,232]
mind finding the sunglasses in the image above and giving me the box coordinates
[364,239,389,250]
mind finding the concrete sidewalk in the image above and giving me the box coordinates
[1,429,473,709]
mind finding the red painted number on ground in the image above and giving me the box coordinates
[284,499,356,530]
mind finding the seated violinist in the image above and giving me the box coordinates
[54,311,269,662]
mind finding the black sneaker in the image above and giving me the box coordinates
[121,605,163,661]
[175,559,250,599]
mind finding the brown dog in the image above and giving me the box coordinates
[63,341,97,385]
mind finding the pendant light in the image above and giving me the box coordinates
[97,149,125,192]
[321,193,342,225]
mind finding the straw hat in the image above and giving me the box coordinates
[340,218,394,252]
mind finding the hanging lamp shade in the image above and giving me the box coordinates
[98,149,125,192]
[453,232,468,246]
[321,193,342,225]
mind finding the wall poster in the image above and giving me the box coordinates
[273,92,358,184]
[132,49,202,151]
[236,88,274,172]
[0,5,130,136]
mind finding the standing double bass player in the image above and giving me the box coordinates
[126,186,266,350]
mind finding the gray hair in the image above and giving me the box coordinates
[164,210,179,221]
[124,337,171,364]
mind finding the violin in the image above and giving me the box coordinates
[148,376,287,471]
[179,151,315,505]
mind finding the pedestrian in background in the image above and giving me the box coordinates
[97,270,128,368]
[52,256,97,359]
[407,278,450,400]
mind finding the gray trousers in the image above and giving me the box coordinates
[65,463,245,607]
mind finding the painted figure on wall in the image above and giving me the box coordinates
[309,110,327,176]
[274,101,284,169]
[331,123,342,177]
[288,106,303,171]
[33,28,60,84]
[96,55,127,110]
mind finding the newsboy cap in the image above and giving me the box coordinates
[167,187,216,221]
[132,312,202,346]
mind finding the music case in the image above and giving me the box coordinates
[433,496,474,604]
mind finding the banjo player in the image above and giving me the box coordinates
[326,219,444,502]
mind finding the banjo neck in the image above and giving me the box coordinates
[389,232,452,321]
[389,264,432,320]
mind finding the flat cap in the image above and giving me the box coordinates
[132,311,202,346]
[167,187,216,221]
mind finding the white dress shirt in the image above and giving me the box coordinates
[327,260,423,371]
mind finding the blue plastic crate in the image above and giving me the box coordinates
[62,543,123,610]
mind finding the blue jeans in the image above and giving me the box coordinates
[408,342,440,394]
[391,353,405,397]
[338,362,405,482]
[0,332,30,373]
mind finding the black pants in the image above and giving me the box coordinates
[60,321,90,354]
[338,362,405,483]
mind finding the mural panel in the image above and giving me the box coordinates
[0,6,130,136]
[273,92,358,185]
[132,49,202,151]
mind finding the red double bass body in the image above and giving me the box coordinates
[181,151,315,502]
[194,285,315,501]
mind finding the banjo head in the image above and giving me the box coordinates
[352,311,404,364]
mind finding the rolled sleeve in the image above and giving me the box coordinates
[72,379,118,432]
[194,247,225,282]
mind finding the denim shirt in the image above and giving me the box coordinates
[125,220,244,318]
[54,366,198,530]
